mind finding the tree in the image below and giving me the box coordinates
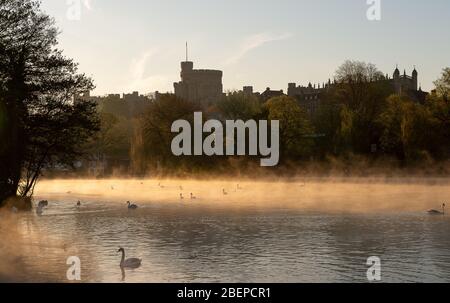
[265,96,314,161]
[84,112,131,164]
[312,87,348,156]
[217,92,262,120]
[132,94,206,173]
[333,60,392,154]
[335,60,385,84]
[378,94,431,161]
[433,67,450,98]
[0,0,99,204]
[425,68,450,158]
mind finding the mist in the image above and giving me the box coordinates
[33,177,450,214]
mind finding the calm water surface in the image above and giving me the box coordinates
[4,179,450,283]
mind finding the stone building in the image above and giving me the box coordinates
[260,87,285,102]
[392,66,417,92]
[288,81,333,114]
[288,67,427,115]
[174,60,223,107]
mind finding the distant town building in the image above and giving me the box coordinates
[174,60,223,107]
[260,87,285,102]
[391,66,428,102]
[74,91,154,119]
[288,67,428,114]
[288,81,332,114]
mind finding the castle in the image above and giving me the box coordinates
[171,48,426,113]
[174,60,223,107]
[79,63,427,118]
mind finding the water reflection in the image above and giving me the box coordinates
[1,179,450,283]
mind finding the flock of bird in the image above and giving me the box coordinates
[11,180,447,276]
[28,181,244,273]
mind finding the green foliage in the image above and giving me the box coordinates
[265,96,314,160]
[84,112,131,160]
[433,67,450,98]
[129,64,450,173]
[424,70,450,158]
[217,92,262,120]
[331,61,393,154]
[378,95,431,161]
[132,94,208,173]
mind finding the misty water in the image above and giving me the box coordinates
[2,178,450,283]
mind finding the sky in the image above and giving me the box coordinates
[40,0,450,95]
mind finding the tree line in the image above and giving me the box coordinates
[1,0,449,206]
[128,63,450,175]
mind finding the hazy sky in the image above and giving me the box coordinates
[40,0,450,95]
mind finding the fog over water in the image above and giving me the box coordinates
[1,178,450,282]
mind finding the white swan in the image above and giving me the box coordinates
[428,203,445,215]
[117,248,142,269]
[127,201,138,209]
[38,200,49,208]
[36,205,44,215]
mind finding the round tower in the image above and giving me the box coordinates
[180,61,193,82]
[181,61,193,72]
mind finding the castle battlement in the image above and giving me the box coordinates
[174,60,223,107]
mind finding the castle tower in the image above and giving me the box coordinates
[393,66,401,93]
[393,65,400,80]
[412,66,418,91]
[181,42,194,80]
[174,43,223,107]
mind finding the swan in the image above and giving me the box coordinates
[117,248,142,269]
[428,203,445,215]
[190,193,196,200]
[127,201,138,210]
[36,205,44,215]
[77,201,81,207]
[38,200,49,208]
[223,189,228,195]
[180,193,184,200]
